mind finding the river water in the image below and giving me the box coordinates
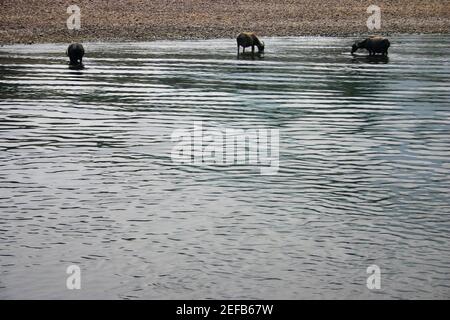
[0,35,449,299]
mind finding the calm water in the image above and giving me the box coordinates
[0,35,449,299]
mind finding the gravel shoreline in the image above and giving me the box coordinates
[1,0,449,44]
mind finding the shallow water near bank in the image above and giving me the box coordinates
[0,35,449,299]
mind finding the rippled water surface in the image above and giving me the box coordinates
[0,35,449,299]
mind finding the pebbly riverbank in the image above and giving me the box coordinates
[0,0,449,44]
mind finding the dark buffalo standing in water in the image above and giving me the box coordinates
[237,32,265,56]
[66,43,85,66]
[352,36,390,56]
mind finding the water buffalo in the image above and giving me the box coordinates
[66,43,85,66]
[237,32,265,56]
[351,36,390,56]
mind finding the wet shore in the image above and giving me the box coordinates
[0,0,449,44]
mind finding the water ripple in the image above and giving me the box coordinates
[0,35,449,299]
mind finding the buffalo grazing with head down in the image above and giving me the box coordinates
[237,32,265,57]
[352,36,390,56]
